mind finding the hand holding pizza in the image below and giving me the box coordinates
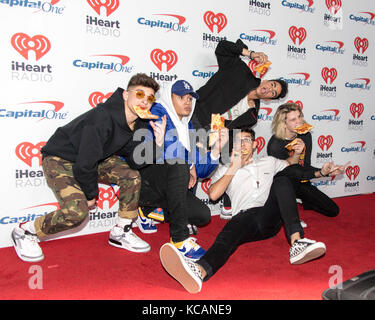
[149,115,167,147]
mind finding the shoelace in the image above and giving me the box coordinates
[24,232,39,245]
[184,257,203,280]
[186,237,200,250]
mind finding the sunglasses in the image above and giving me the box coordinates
[129,90,156,104]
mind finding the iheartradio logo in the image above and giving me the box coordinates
[317,135,333,151]
[89,91,113,108]
[321,67,337,84]
[15,142,46,167]
[11,33,50,61]
[346,165,360,180]
[255,137,266,154]
[87,0,119,17]
[248,60,269,78]
[288,26,307,45]
[325,0,342,14]
[96,186,119,209]
[354,37,369,54]
[200,178,211,195]
[350,103,364,118]
[203,11,227,33]
[287,100,303,110]
[150,49,178,72]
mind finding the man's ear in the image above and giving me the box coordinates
[123,90,129,102]
[252,140,258,150]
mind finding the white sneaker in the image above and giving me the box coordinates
[289,238,326,264]
[220,206,232,220]
[11,224,44,262]
[160,243,203,294]
[108,224,150,253]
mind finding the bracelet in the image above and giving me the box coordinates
[319,170,328,177]
[249,50,254,59]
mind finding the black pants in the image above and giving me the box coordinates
[295,182,339,217]
[197,176,304,281]
[139,163,211,242]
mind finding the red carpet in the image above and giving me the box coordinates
[1,194,374,300]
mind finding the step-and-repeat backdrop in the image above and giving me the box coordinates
[1,0,374,247]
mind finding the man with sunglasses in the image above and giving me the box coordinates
[192,38,288,131]
[138,80,228,261]
[159,126,346,293]
[11,73,167,262]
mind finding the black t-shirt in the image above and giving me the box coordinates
[267,132,319,171]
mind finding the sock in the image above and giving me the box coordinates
[116,217,133,229]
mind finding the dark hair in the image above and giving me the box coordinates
[271,78,288,99]
[127,73,160,93]
[227,125,256,153]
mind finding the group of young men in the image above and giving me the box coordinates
[11,39,347,294]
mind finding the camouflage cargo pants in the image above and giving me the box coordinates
[34,155,140,238]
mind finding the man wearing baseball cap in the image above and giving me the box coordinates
[137,79,229,261]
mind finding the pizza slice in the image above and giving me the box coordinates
[294,122,314,134]
[285,138,299,151]
[209,113,226,146]
[133,105,159,120]
[254,61,272,77]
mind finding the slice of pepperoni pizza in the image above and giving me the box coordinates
[294,122,314,134]
[133,105,159,120]
[209,113,226,146]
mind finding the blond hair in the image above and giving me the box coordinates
[272,103,304,139]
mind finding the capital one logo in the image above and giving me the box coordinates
[96,186,119,209]
[321,67,337,84]
[15,142,46,167]
[346,165,360,180]
[325,0,342,14]
[150,49,178,72]
[203,11,227,33]
[87,0,119,16]
[11,33,50,61]
[255,137,266,154]
[354,37,369,54]
[287,100,304,110]
[350,103,364,118]
[89,91,113,108]
[288,26,307,45]
[317,135,333,151]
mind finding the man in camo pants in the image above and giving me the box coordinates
[11,73,166,262]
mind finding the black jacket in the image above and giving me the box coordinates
[41,88,158,200]
[194,39,261,129]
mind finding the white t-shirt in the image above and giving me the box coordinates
[222,96,253,121]
[211,156,288,216]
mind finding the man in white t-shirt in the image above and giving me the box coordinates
[159,126,346,293]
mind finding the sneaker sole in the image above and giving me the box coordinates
[160,243,202,294]
[291,243,326,265]
[11,233,44,263]
[108,238,150,253]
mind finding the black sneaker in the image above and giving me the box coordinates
[289,238,326,264]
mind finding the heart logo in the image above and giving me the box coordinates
[354,37,369,54]
[11,33,50,61]
[345,165,360,180]
[349,103,364,118]
[96,186,119,209]
[255,137,266,154]
[88,91,113,108]
[321,67,337,85]
[317,135,334,151]
[15,142,46,167]
[288,26,307,45]
[150,49,178,72]
[203,11,227,33]
[87,0,120,17]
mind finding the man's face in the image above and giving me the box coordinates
[285,110,304,135]
[255,80,282,100]
[172,93,193,120]
[123,85,156,115]
[234,132,257,157]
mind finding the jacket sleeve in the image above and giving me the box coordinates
[215,39,248,69]
[194,149,219,179]
[72,124,105,200]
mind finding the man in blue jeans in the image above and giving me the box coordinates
[159,126,346,293]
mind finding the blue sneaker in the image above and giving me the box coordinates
[171,237,206,261]
[135,207,157,234]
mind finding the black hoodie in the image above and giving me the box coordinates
[41,87,158,200]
